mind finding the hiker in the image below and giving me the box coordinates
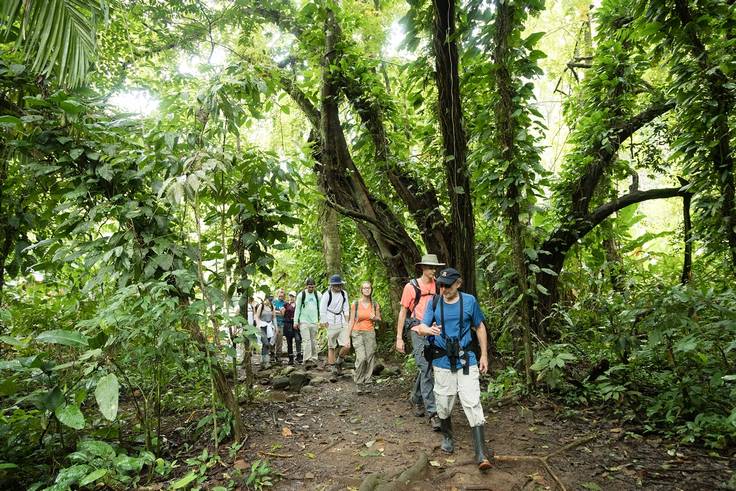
[272,289,287,364]
[320,274,350,375]
[283,291,302,365]
[255,296,277,369]
[396,253,444,431]
[344,281,381,393]
[294,278,321,368]
[415,267,493,470]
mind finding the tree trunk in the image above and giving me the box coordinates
[317,9,420,282]
[492,0,533,384]
[681,187,692,285]
[320,199,342,276]
[431,0,476,294]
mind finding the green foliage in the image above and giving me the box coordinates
[530,345,577,389]
[1,0,108,87]
[544,282,736,448]
[39,440,156,491]
[246,460,273,490]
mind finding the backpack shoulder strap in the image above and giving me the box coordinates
[410,279,421,316]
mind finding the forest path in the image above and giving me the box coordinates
[205,363,733,491]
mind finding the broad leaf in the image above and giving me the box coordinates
[37,330,89,348]
[95,374,119,421]
[55,403,85,430]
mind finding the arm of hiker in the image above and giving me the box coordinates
[293,294,301,328]
[417,307,440,336]
[396,306,407,353]
[349,303,357,330]
[319,292,328,328]
[477,321,489,374]
[373,303,381,321]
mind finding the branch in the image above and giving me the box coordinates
[614,100,675,144]
[584,186,689,236]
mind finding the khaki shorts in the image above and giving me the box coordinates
[327,323,350,349]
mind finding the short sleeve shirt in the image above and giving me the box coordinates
[400,278,437,320]
[421,293,485,370]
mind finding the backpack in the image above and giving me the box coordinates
[298,289,320,322]
[408,278,439,318]
[429,294,481,360]
[326,289,346,314]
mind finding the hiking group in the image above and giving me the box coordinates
[247,253,493,471]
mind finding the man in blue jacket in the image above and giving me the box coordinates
[414,267,493,470]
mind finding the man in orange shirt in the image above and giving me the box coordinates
[396,254,444,431]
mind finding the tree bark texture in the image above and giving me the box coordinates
[317,10,421,284]
[432,0,476,295]
[492,0,533,383]
[680,177,693,285]
[320,198,342,276]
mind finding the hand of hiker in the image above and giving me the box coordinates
[395,338,405,353]
[479,355,488,374]
[424,324,441,336]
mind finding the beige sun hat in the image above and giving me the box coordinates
[416,254,445,267]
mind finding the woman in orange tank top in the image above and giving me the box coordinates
[348,281,381,393]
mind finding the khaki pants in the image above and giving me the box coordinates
[433,365,485,427]
[351,330,376,384]
[300,323,319,362]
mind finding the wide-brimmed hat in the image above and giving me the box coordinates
[416,254,445,267]
[329,274,345,285]
[436,267,461,286]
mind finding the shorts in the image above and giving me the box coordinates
[327,323,350,349]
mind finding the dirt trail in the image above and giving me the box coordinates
[214,363,733,490]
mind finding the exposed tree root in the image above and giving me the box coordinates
[358,451,429,491]
[494,433,599,491]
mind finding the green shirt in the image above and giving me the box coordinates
[294,289,321,324]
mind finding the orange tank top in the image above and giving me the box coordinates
[352,300,377,331]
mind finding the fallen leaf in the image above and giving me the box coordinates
[305,472,315,479]
[234,459,248,470]
[429,460,442,468]
[365,439,376,447]
[282,427,293,437]
[296,413,305,417]
[359,449,383,457]
[444,458,455,464]
[610,427,623,433]
[580,482,602,491]
[306,452,316,459]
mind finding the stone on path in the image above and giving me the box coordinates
[289,371,310,391]
[272,376,290,390]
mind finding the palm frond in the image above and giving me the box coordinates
[2,0,108,88]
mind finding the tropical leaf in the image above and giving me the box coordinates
[37,329,89,347]
[94,373,119,421]
[1,0,108,87]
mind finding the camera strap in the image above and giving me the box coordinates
[438,294,469,374]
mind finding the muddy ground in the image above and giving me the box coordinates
[179,362,734,491]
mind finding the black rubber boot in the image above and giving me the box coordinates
[471,425,493,470]
[439,418,454,453]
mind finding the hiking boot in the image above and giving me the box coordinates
[429,413,441,432]
[288,356,295,366]
[471,425,493,470]
[439,417,454,453]
[409,396,425,417]
[335,356,344,375]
